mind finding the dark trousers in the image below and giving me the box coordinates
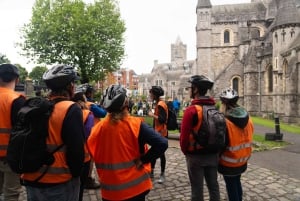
[151,153,166,174]
[223,175,242,201]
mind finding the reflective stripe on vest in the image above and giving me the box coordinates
[227,142,252,152]
[221,155,251,164]
[101,173,150,191]
[96,160,135,170]
[0,128,11,133]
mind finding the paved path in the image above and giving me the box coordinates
[13,124,300,201]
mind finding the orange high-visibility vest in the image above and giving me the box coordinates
[0,87,24,158]
[88,115,152,200]
[219,118,253,167]
[187,105,205,152]
[21,101,75,183]
[155,101,168,137]
[82,109,92,162]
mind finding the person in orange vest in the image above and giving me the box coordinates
[76,84,106,189]
[21,64,85,201]
[180,75,220,201]
[87,84,168,201]
[148,86,168,184]
[218,88,253,201]
[72,91,95,201]
[0,64,26,201]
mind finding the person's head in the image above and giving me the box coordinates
[220,88,239,105]
[72,92,88,109]
[187,75,214,99]
[149,86,164,101]
[85,84,94,100]
[42,64,80,99]
[102,84,128,113]
[0,64,19,86]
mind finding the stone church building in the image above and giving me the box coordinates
[138,0,300,124]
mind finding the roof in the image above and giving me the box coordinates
[197,0,212,9]
[211,2,266,23]
[271,0,300,30]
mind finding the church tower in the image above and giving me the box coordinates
[171,36,187,62]
[196,0,212,77]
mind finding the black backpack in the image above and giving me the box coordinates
[7,96,62,175]
[167,106,178,130]
[192,105,226,153]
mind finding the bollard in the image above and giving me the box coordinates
[265,116,283,141]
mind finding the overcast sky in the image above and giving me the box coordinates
[0,0,250,74]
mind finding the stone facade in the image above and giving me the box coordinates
[138,0,300,124]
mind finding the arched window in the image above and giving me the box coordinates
[224,30,230,43]
[232,77,239,94]
[267,65,273,92]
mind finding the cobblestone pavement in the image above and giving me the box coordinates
[15,140,300,201]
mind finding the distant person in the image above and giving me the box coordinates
[218,88,253,201]
[0,64,26,201]
[172,97,181,116]
[72,91,95,201]
[180,75,220,201]
[21,64,85,201]
[88,84,168,200]
[148,86,168,184]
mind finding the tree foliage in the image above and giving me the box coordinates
[21,0,126,83]
[29,66,48,85]
[0,53,11,64]
[14,64,28,84]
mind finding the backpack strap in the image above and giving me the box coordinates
[33,144,65,182]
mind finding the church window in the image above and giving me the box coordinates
[281,29,286,42]
[275,32,278,43]
[267,65,273,92]
[205,12,209,20]
[290,28,295,38]
[232,77,239,94]
[224,30,230,43]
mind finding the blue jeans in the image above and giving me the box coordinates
[26,177,80,201]
[223,175,242,201]
[185,154,220,201]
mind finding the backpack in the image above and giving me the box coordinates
[167,106,178,130]
[192,105,226,153]
[6,96,61,175]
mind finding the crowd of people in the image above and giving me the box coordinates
[0,63,253,201]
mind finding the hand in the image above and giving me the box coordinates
[134,158,143,170]
[148,111,153,117]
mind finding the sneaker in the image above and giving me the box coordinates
[157,174,165,184]
[84,177,101,189]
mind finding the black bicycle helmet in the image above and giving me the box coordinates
[102,84,127,112]
[43,64,80,90]
[149,86,164,97]
[188,75,214,89]
[220,88,239,104]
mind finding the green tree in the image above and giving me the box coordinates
[20,0,126,83]
[29,66,48,85]
[0,53,11,64]
[14,64,28,84]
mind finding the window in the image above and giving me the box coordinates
[224,30,230,43]
[267,65,273,92]
[232,77,239,94]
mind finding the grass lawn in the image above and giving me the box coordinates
[252,116,300,134]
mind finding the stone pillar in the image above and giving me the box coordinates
[25,78,34,97]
